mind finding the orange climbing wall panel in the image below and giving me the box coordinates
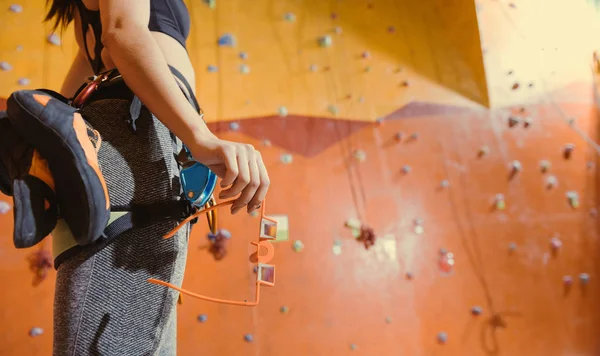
[1,0,600,355]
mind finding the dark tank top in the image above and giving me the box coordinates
[75,0,191,74]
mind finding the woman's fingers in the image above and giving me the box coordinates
[232,148,261,214]
[219,148,249,200]
[247,152,270,213]
[218,144,238,187]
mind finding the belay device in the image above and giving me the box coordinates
[179,145,217,208]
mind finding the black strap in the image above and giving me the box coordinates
[75,0,104,74]
[168,65,201,113]
[53,200,195,269]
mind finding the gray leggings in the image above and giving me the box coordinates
[53,98,189,355]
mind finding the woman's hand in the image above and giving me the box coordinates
[188,133,270,215]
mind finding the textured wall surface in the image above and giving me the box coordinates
[0,0,600,355]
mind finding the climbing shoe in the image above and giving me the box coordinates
[7,90,110,245]
[0,113,58,248]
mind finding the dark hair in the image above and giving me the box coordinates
[44,0,77,32]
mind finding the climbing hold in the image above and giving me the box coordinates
[471,306,483,316]
[566,191,579,208]
[387,26,396,33]
[292,240,304,252]
[202,0,216,9]
[249,210,259,217]
[279,305,289,314]
[510,160,522,173]
[509,2,516,8]
[590,208,598,217]
[345,218,362,230]
[413,218,424,234]
[437,332,448,344]
[563,144,575,159]
[401,165,411,174]
[278,106,288,117]
[357,225,376,249]
[563,275,573,285]
[244,334,254,342]
[353,149,366,162]
[280,153,293,164]
[239,64,250,74]
[262,139,272,147]
[16,45,23,51]
[29,327,43,337]
[334,26,342,35]
[478,145,490,157]
[219,229,231,239]
[331,12,338,20]
[18,78,30,86]
[438,251,455,274]
[283,12,296,22]
[508,242,517,252]
[364,66,372,73]
[550,237,562,250]
[239,51,248,60]
[328,104,339,115]
[401,80,410,87]
[197,314,208,323]
[439,248,448,255]
[309,64,318,72]
[217,33,236,47]
[523,117,532,128]
[229,122,240,131]
[405,271,414,280]
[318,35,333,48]
[253,266,258,273]
[208,229,230,261]
[0,201,11,214]
[375,117,384,125]
[539,160,551,172]
[358,96,365,103]
[361,51,371,59]
[508,116,520,127]
[587,161,595,170]
[350,344,358,351]
[332,240,342,255]
[394,132,403,141]
[545,175,558,189]
[9,4,22,13]
[47,33,61,46]
[495,194,506,210]
[579,273,590,285]
[409,133,418,140]
[440,180,450,188]
[207,65,218,72]
[567,117,575,126]
[511,82,520,90]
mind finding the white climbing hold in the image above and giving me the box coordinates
[202,0,216,9]
[16,45,23,51]
[353,149,366,162]
[309,64,318,72]
[47,33,61,46]
[328,104,338,115]
[262,139,272,147]
[401,165,411,174]
[239,64,250,74]
[29,327,43,337]
[0,201,11,214]
[18,78,30,86]
[280,153,293,164]
[318,35,333,48]
[9,4,23,13]
[334,26,342,35]
[545,175,558,189]
[284,12,296,22]
[539,160,551,172]
[292,240,304,252]
[440,179,450,188]
[0,61,12,71]
[278,106,288,117]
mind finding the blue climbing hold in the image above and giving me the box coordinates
[207,65,218,73]
[471,306,483,316]
[244,334,254,342]
[218,33,236,47]
[437,332,448,344]
[229,122,240,131]
[197,314,208,323]
[220,229,232,239]
[239,52,248,60]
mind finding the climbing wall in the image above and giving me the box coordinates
[1,0,600,355]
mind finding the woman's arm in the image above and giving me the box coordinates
[60,50,94,98]
[99,0,209,146]
[97,0,270,214]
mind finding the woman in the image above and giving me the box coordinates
[45,0,270,354]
